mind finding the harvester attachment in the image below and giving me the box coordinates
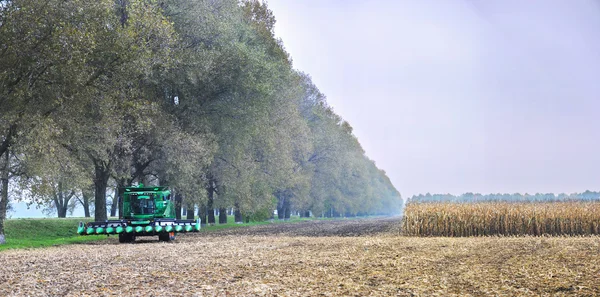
[77,218,201,242]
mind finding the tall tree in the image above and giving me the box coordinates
[1,0,402,237]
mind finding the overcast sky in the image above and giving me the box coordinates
[268,0,600,198]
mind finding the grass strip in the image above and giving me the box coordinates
[1,218,106,251]
[1,215,370,251]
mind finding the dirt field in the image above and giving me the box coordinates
[1,217,599,296]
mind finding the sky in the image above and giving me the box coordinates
[267,0,600,198]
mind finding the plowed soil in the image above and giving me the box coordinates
[1,217,599,296]
[198,217,402,237]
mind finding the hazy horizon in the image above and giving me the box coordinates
[268,0,600,198]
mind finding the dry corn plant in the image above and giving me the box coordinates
[401,201,600,236]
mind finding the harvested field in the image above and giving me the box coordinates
[199,217,402,237]
[1,217,599,296]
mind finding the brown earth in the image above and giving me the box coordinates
[196,217,402,237]
[1,217,599,296]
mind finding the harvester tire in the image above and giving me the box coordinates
[119,233,135,243]
[159,232,173,242]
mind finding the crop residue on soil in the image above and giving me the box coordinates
[1,217,599,296]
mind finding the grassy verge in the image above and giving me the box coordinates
[0,218,106,251]
[1,215,367,251]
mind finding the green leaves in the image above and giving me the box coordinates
[0,0,400,224]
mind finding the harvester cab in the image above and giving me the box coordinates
[77,185,200,243]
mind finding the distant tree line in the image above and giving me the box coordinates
[409,191,600,203]
[0,0,401,243]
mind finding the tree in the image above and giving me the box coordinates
[51,0,176,221]
[0,0,176,227]
[74,188,94,218]
[0,148,9,244]
[15,125,90,218]
[0,0,402,238]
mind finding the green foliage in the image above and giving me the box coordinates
[0,0,401,236]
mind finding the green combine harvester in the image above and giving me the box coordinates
[77,185,200,243]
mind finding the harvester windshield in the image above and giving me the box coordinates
[131,195,155,215]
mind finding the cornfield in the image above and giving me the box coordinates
[402,202,600,236]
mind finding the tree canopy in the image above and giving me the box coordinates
[0,0,401,242]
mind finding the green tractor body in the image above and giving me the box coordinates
[77,185,200,242]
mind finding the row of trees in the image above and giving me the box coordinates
[409,191,600,203]
[0,0,401,243]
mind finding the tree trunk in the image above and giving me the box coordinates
[282,197,291,220]
[116,187,124,219]
[109,194,118,217]
[94,162,110,221]
[56,194,67,218]
[276,190,292,220]
[175,193,182,220]
[198,204,207,225]
[54,182,70,218]
[218,207,227,224]
[207,187,215,224]
[81,189,92,218]
[57,207,67,218]
[277,194,292,220]
[54,193,65,218]
[276,193,285,220]
[186,204,195,219]
[0,124,16,164]
[0,150,9,244]
[234,203,243,223]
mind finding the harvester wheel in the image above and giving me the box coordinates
[159,232,175,242]
[119,233,135,243]
[158,233,169,242]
